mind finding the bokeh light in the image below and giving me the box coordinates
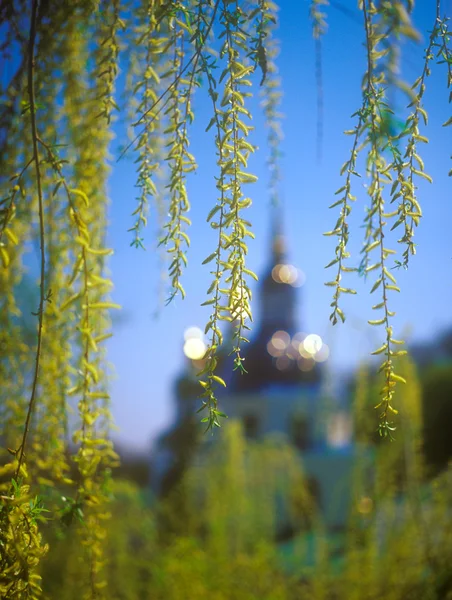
[314,343,330,362]
[298,344,313,359]
[302,333,323,355]
[291,268,306,287]
[267,341,283,357]
[266,330,329,365]
[267,330,290,357]
[183,337,207,360]
[272,330,290,349]
[183,326,207,360]
[297,357,315,371]
[271,264,305,287]
[184,326,204,341]
[291,332,306,349]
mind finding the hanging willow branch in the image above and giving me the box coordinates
[436,12,452,177]
[0,2,49,597]
[309,0,329,162]
[324,0,450,437]
[197,0,259,430]
[256,0,283,208]
[16,0,46,480]
[159,11,199,303]
[128,1,164,250]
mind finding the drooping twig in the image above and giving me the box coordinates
[16,0,46,478]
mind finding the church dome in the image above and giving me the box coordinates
[230,215,322,393]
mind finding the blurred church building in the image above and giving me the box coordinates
[152,216,355,529]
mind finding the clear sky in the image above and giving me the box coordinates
[106,0,452,452]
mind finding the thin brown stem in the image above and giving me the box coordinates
[16,0,45,478]
[363,0,394,424]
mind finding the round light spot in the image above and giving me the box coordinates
[297,357,315,372]
[298,342,313,359]
[192,358,206,370]
[314,343,330,362]
[183,338,206,360]
[291,269,306,288]
[271,265,282,283]
[271,330,290,350]
[291,332,306,349]
[267,341,284,357]
[279,264,292,284]
[285,345,298,360]
[303,333,323,355]
[272,264,305,287]
[184,326,204,341]
[287,265,298,285]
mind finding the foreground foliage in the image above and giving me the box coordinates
[42,362,452,599]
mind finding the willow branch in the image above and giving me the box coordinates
[16,0,45,478]
[117,0,221,162]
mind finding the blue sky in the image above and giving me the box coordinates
[106,0,452,451]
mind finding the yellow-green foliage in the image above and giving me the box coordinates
[186,421,314,554]
[36,389,452,599]
[339,357,452,600]
[41,430,312,600]
[41,480,155,600]
[323,1,451,435]
[0,480,49,599]
[1,2,281,593]
[1,1,120,596]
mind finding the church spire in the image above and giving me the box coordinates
[271,204,286,263]
[229,207,320,392]
[260,206,297,336]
